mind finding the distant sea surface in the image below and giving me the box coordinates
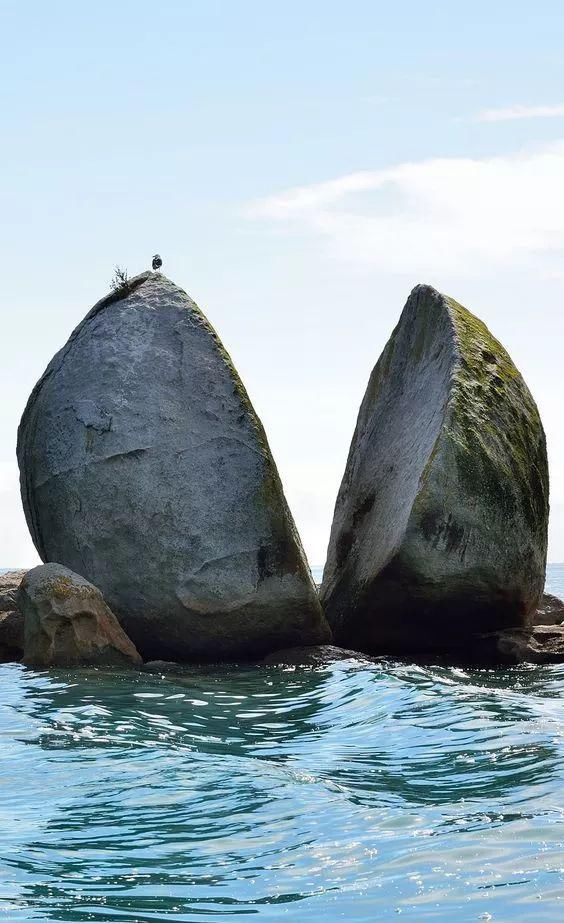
[1,565,564,921]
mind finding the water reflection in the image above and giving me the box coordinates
[1,659,564,921]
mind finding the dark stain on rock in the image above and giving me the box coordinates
[421,509,467,557]
[352,491,376,528]
[336,529,354,569]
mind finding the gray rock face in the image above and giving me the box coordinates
[18,274,328,660]
[19,564,142,667]
[320,285,549,656]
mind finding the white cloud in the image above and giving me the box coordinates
[248,142,564,276]
[476,104,564,122]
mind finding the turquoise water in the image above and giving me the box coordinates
[1,567,564,921]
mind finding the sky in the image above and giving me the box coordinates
[1,0,564,568]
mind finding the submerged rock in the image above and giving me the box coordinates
[19,564,142,667]
[141,660,192,674]
[320,284,549,657]
[262,644,379,667]
[18,273,328,661]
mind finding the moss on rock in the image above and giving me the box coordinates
[321,284,549,658]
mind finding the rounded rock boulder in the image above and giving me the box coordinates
[18,273,328,660]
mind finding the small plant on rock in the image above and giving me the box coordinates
[110,265,130,293]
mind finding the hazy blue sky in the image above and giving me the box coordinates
[2,1,564,566]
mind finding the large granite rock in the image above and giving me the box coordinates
[19,564,142,667]
[320,284,549,657]
[17,273,328,660]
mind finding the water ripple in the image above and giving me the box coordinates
[1,652,564,921]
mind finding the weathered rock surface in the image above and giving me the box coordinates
[18,273,328,661]
[320,284,549,657]
[0,610,24,662]
[533,593,564,626]
[0,570,26,613]
[19,564,142,667]
[0,570,26,662]
[471,625,564,665]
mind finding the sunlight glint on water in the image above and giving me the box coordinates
[0,565,564,921]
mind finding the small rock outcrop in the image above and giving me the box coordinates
[470,625,564,665]
[0,570,26,662]
[533,593,564,626]
[0,611,24,663]
[0,570,26,612]
[17,273,328,661]
[19,564,142,667]
[320,285,549,657]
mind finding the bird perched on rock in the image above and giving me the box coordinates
[152,254,162,271]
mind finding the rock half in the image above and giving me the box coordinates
[320,284,549,656]
[19,564,142,667]
[18,273,328,660]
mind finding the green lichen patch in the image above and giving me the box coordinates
[47,576,94,602]
[444,296,548,535]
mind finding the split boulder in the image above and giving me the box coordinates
[320,285,549,656]
[17,273,328,660]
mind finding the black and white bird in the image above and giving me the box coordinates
[152,254,163,271]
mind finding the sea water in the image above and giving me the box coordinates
[1,565,564,922]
